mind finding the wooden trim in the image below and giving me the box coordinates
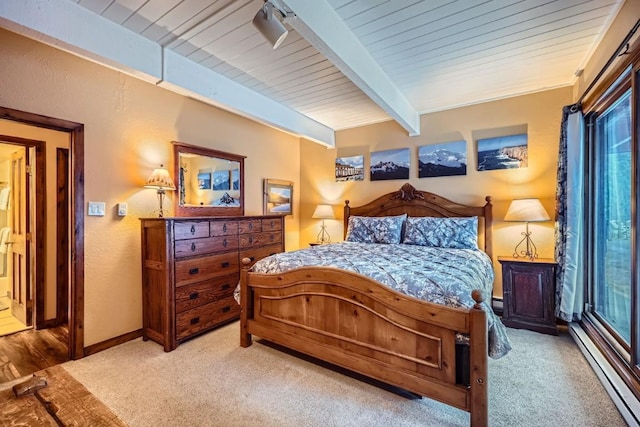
[84,329,142,357]
[0,106,84,360]
[581,315,640,401]
[56,148,69,325]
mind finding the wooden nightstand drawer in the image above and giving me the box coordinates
[240,243,283,267]
[174,221,209,240]
[239,231,281,248]
[175,252,239,287]
[499,257,557,335]
[174,236,239,258]
[175,274,239,313]
[176,297,240,341]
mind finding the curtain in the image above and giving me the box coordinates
[554,105,585,322]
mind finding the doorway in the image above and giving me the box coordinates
[0,106,84,361]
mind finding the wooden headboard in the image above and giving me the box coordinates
[343,183,493,259]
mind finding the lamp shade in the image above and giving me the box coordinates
[144,165,176,190]
[252,1,288,49]
[504,198,550,222]
[312,204,335,219]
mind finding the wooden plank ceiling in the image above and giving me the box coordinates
[73,0,623,132]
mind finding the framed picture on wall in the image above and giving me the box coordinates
[263,179,293,215]
[477,133,528,171]
[335,155,365,181]
[370,148,410,181]
[197,172,211,189]
[418,141,467,178]
[212,170,230,190]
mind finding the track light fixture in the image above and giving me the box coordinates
[253,1,288,49]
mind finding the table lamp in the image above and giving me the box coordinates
[312,204,335,244]
[504,198,550,260]
[144,165,176,217]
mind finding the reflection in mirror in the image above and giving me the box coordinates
[172,141,245,217]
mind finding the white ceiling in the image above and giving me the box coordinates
[0,0,626,146]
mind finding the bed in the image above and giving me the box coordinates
[239,184,510,426]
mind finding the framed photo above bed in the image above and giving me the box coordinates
[370,148,410,181]
[263,178,293,215]
[418,141,467,178]
[477,133,528,171]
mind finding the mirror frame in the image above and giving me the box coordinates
[172,141,245,217]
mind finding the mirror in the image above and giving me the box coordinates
[172,141,245,217]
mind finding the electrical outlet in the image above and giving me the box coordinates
[117,203,127,217]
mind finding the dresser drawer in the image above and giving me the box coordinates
[210,221,238,236]
[176,297,240,341]
[240,243,283,267]
[262,218,282,232]
[239,231,282,248]
[174,221,209,240]
[175,274,239,313]
[238,219,261,234]
[174,236,239,258]
[175,252,239,287]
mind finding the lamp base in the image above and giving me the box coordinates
[512,222,538,260]
[316,220,331,244]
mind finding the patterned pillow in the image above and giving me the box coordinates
[402,216,478,249]
[345,214,407,244]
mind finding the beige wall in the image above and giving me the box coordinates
[0,28,301,346]
[300,87,573,297]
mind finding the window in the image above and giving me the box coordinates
[583,60,640,399]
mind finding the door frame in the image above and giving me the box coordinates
[0,106,84,360]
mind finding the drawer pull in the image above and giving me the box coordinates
[222,306,231,313]
[191,242,196,252]
[223,239,228,247]
[190,317,200,325]
[190,225,195,234]
[189,267,199,275]
[189,292,199,300]
[249,223,253,230]
[223,224,227,232]
[221,284,231,290]
[270,221,274,228]
[270,234,274,241]
[249,236,253,245]
[221,262,230,268]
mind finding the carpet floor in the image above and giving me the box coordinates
[62,322,626,426]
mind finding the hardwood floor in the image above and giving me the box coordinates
[0,325,69,384]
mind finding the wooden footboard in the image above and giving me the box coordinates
[240,264,488,426]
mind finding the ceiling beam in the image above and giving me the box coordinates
[279,0,420,136]
[0,0,335,147]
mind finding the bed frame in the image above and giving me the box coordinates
[240,184,492,426]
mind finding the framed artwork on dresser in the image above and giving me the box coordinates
[263,179,293,215]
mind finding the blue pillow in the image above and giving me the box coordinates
[345,214,407,244]
[402,216,478,249]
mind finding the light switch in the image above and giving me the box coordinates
[117,203,127,217]
[88,202,105,216]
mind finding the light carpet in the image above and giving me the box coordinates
[63,322,626,427]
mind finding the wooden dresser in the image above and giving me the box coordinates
[140,215,284,351]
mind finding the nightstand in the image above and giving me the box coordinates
[498,257,558,335]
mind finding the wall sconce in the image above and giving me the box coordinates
[144,165,176,218]
[253,1,288,49]
[504,198,551,260]
[312,204,335,244]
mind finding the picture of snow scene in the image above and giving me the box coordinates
[370,148,410,181]
[418,141,467,178]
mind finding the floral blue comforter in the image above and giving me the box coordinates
[251,241,512,358]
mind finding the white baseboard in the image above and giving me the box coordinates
[570,323,640,426]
